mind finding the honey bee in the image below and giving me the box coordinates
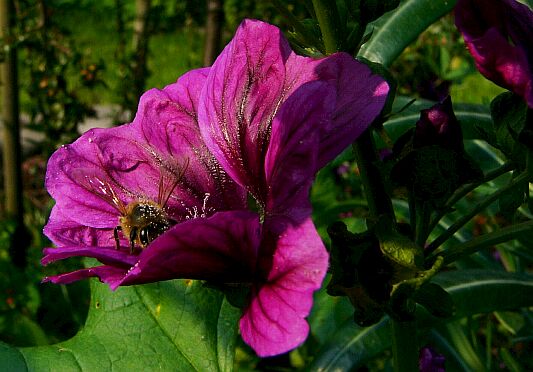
[77,158,188,253]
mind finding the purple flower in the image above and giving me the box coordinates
[391,96,482,205]
[419,346,446,372]
[42,19,388,356]
[413,96,463,150]
[455,0,533,107]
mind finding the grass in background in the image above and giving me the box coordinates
[450,74,506,105]
[40,3,204,106]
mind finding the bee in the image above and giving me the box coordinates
[77,158,188,253]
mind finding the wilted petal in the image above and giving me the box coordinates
[239,217,328,357]
[43,265,128,287]
[117,211,262,288]
[42,246,138,267]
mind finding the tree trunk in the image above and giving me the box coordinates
[1,0,27,267]
[203,0,224,66]
[131,0,151,120]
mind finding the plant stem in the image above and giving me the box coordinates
[392,319,419,372]
[352,129,395,220]
[312,3,411,369]
[426,171,530,255]
[415,202,431,247]
[312,0,343,53]
[1,0,26,268]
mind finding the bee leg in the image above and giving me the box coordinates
[129,227,137,254]
[113,226,122,250]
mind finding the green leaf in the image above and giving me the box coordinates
[9,279,240,371]
[439,321,485,371]
[308,285,354,345]
[309,317,392,371]
[432,270,533,318]
[309,269,533,371]
[0,341,27,371]
[494,311,526,336]
[499,172,528,218]
[359,0,457,66]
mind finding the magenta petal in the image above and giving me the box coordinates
[42,246,138,267]
[198,19,292,193]
[45,130,127,228]
[199,19,388,197]
[45,68,246,234]
[130,68,246,212]
[43,265,127,288]
[265,81,335,219]
[312,53,389,168]
[117,210,262,287]
[239,217,328,357]
[44,206,114,247]
[455,0,533,107]
[45,124,173,228]
[465,28,532,106]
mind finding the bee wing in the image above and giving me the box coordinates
[71,169,127,215]
[158,157,189,209]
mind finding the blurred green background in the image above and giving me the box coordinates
[2,1,529,371]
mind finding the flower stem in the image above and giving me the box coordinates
[426,171,530,255]
[352,129,395,220]
[312,0,343,53]
[391,319,419,372]
[415,202,431,247]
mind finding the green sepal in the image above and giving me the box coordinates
[387,256,445,321]
[487,92,529,168]
[375,217,423,281]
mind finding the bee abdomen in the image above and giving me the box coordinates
[138,220,172,247]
